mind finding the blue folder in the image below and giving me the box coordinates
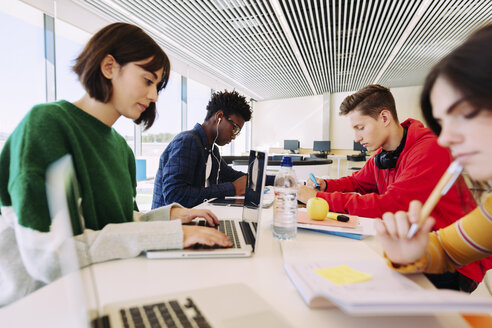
[298,227,363,240]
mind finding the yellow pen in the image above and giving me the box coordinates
[407,160,463,238]
[326,212,350,222]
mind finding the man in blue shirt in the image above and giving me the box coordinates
[152,90,250,208]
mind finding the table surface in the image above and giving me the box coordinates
[0,204,471,328]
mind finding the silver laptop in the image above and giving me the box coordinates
[146,150,268,259]
[45,154,292,328]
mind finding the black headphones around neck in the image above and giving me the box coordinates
[374,127,408,170]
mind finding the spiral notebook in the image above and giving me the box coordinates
[281,240,492,315]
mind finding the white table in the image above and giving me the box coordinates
[0,205,471,327]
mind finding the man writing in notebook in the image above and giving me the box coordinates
[152,90,250,209]
[298,84,491,292]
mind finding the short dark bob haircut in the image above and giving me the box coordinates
[421,24,492,136]
[73,22,170,130]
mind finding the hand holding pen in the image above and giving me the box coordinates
[407,161,463,237]
[375,200,435,265]
[374,161,463,265]
[307,173,326,191]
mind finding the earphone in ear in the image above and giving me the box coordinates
[215,116,221,141]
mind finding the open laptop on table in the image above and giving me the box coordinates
[146,150,268,259]
[45,154,291,328]
[208,150,274,208]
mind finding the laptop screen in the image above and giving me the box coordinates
[45,154,102,326]
[242,150,267,223]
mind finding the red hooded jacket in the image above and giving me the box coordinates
[316,119,491,282]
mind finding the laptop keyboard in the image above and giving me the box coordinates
[195,219,241,249]
[238,221,255,248]
[119,297,212,328]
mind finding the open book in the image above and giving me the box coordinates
[283,242,492,315]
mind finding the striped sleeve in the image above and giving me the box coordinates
[424,231,458,273]
[426,193,492,273]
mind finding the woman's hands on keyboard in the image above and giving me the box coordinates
[171,208,220,227]
[182,226,232,249]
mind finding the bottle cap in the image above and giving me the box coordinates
[280,156,293,167]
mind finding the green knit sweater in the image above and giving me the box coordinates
[0,100,136,233]
[0,100,183,306]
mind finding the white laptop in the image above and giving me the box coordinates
[45,154,292,328]
[146,150,268,259]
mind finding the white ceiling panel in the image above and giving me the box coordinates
[73,0,491,100]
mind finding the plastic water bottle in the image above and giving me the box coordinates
[273,156,298,240]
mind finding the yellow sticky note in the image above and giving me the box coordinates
[314,265,372,285]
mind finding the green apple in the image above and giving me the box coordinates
[307,197,329,220]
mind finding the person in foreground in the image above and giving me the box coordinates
[152,90,251,209]
[298,84,488,291]
[0,23,231,306]
[376,24,492,285]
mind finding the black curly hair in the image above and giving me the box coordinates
[204,90,252,122]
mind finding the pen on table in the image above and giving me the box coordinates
[326,212,350,222]
[309,173,321,191]
[407,161,463,238]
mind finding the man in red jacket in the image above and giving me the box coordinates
[298,84,491,292]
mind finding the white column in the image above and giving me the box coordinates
[43,14,56,102]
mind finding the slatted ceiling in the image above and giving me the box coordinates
[349,1,422,91]
[170,0,312,98]
[276,0,424,93]
[77,0,310,99]
[76,0,491,100]
[398,0,491,84]
[378,0,492,88]
[192,0,306,97]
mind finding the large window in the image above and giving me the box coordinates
[141,71,182,178]
[55,19,88,102]
[0,1,45,150]
[187,78,211,130]
[0,1,252,164]
[147,71,182,143]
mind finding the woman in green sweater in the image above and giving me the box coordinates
[0,22,231,306]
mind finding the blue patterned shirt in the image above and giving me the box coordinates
[152,123,245,208]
